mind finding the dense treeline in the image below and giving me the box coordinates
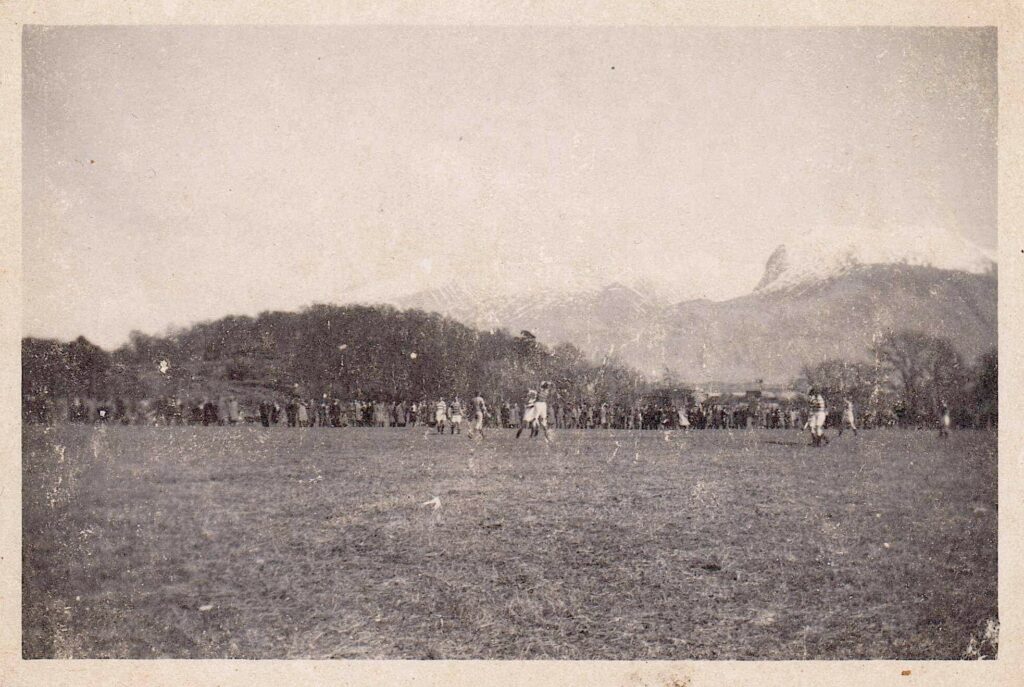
[23,304,646,410]
[22,305,997,430]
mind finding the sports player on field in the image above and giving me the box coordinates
[516,388,538,439]
[434,398,447,434]
[469,392,488,440]
[837,397,858,436]
[939,400,951,439]
[534,381,553,443]
[449,397,464,435]
[807,387,829,446]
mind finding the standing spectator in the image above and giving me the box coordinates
[202,399,218,426]
[227,396,241,425]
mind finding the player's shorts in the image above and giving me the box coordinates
[942,415,951,427]
[810,410,827,430]
[435,411,446,424]
[522,403,538,423]
[451,413,462,423]
[533,402,548,424]
[474,412,484,430]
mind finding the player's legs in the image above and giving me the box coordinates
[808,412,823,446]
[538,416,551,442]
[521,404,536,438]
[533,402,547,440]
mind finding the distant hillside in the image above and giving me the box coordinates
[660,264,996,383]
[397,265,996,384]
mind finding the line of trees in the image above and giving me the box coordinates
[801,330,997,428]
[23,304,648,412]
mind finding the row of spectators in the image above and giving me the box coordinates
[23,394,900,430]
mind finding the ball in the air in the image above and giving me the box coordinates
[410,352,417,359]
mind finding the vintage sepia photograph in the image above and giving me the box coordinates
[19,25,999,662]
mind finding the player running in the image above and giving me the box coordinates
[807,387,829,447]
[434,398,447,434]
[837,397,858,436]
[469,392,488,440]
[449,397,464,435]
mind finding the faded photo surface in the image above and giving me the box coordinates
[21,26,997,660]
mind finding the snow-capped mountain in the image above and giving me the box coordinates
[754,226,996,292]
[371,227,997,383]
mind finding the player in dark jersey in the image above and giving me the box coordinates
[469,393,488,440]
[449,397,464,435]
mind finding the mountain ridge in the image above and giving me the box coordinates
[393,261,996,384]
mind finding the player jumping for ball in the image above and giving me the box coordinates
[518,381,553,443]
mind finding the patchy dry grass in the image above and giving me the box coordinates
[23,425,996,659]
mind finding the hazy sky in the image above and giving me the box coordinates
[23,26,996,348]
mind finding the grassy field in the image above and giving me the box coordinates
[22,424,997,660]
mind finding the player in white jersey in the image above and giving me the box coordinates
[516,389,539,439]
[939,400,951,439]
[807,388,829,446]
[469,393,488,440]
[837,398,858,436]
[434,398,447,434]
[449,397,464,435]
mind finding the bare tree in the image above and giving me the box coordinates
[870,330,966,426]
